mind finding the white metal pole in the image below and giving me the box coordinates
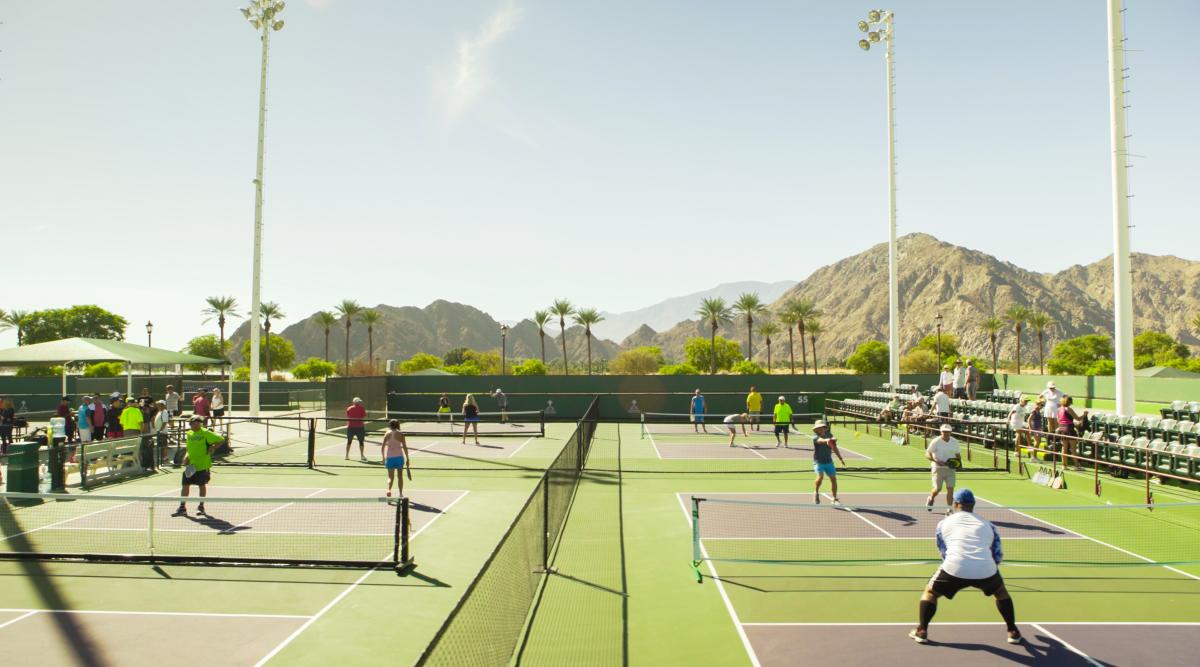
[885,14,900,386]
[248,22,271,417]
[1107,0,1135,416]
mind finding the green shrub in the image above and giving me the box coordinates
[610,347,664,375]
[730,360,766,375]
[83,362,126,378]
[659,363,700,375]
[512,359,548,376]
[15,365,62,377]
[443,361,481,376]
[846,341,889,374]
[233,367,250,381]
[292,358,338,380]
[683,336,741,372]
[399,353,443,374]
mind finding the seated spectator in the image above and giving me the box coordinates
[879,397,904,424]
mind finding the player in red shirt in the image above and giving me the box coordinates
[345,397,368,461]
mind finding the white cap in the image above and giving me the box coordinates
[939,423,953,433]
[812,420,829,431]
[1046,381,1056,389]
[778,395,786,401]
[352,397,363,404]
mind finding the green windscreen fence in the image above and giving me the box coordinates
[325,376,388,420]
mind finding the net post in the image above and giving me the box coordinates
[307,418,316,469]
[542,478,550,571]
[691,496,702,562]
[148,498,156,557]
[401,496,411,565]
[1094,451,1101,497]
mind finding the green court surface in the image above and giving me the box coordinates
[2,420,1199,665]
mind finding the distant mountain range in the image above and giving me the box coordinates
[591,280,796,341]
[230,234,1199,369]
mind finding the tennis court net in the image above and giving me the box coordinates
[0,492,410,568]
[326,410,545,438]
[641,411,823,438]
[691,496,1200,569]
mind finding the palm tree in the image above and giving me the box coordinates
[695,297,734,374]
[1005,305,1031,375]
[259,301,285,379]
[732,293,768,361]
[789,299,819,374]
[777,309,799,374]
[1,309,30,345]
[758,321,780,373]
[202,297,240,379]
[532,310,552,367]
[572,308,605,375]
[549,299,575,375]
[358,309,382,372]
[314,311,338,363]
[1027,312,1053,375]
[981,317,1002,374]
[806,318,823,375]
[335,300,363,375]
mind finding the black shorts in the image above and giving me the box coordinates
[213,408,226,417]
[346,426,366,444]
[774,424,788,435]
[183,468,211,486]
[927,568,1005,600]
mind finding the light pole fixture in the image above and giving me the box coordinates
[856,8,899,387]
[146,321,154,376]
[500,324,510,375]
[934,313,943,367]
[240,0,285,416]
[1106,0,1135,416]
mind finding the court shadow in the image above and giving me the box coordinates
[928,635,1114,666]
[990,519,1067,535]
[852,507,919,525]
[179,513,251,534]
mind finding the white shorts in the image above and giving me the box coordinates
[79,427,92,443]
[932,466,956,491]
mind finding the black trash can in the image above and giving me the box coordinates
[5,441,41,493]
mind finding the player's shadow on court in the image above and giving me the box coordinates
[850,508,918,526]
[927,635,1115,666]
[989,519,1067,535]
[182,513,251,534]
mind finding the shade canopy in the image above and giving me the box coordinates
[0,338,223,367]
[1133,365,1200,379]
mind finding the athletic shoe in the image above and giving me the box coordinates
[831,498,842,506]
[926,499,934,512]
[908,628,928,644]
[945,507,954,516]
[197,503,206,515]
[360,456,368,462]
[814,493,821,505]
[1006,630,1022,644]
[172,505,186,517]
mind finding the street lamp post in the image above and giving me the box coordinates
[240,0,285,417]
[934,313,943,366]
[146,321,154,376]
[857,9,899,388]
[500,325,510,375]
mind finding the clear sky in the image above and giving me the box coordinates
[2,0,1198,350]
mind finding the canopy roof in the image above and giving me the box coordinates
[1134,365,1200,379]
[0,338,223,367]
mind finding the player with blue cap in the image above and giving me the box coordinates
[909,488,1022,646]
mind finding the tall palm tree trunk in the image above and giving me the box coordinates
[264,322,272,380]
[787,330,795,374]
[1015,329,1022,374]
[345,323,352,375]
[810,336,818,375]
[539,331,546,366]
[1037,332,1045,375]
[324,331,330,363]
[710,325,718,374]
[745,317,753,360]
[368,327,375,373]
[586,330,593,375]
[218,317,227,381]
[990,334,998,375]
[559,319,568,375]
[766,341,772,372]
[798,326,808,374]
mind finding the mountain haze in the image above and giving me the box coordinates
[591,280,796,341]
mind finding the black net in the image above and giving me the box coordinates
[0,492,408,568]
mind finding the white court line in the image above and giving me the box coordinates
[674,493,762,667]
[218,488,326,535]
[0,608,311,620]
[1030,623,1103,667]
[975,495,1200,582]
[647,431,665,460]
[0,610,37,630]
[740,621,1200,626]
[61,527,394,537]
[819,493,897,538]
[506,436,536,459]
[0,488,178,543]
[253,490,468,667]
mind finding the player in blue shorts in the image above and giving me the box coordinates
[380,419,412,498]
[689,389,707,433]
[811,420,847,505]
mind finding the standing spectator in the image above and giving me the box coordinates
[939,365,954,395]
[492,388,508,424]
[164,385,181,417]
[0,397,15,453]
[210,388,225,429]
[192,391,211,426]
[745,386,763,431]
[344,397,368,461]
[689,389,707,433]
[966,361,980,401]
[106,397,124,439]
[152,400,171,470]
[90,396,107,440]
[932,387,952,422]
[119,399,144,441]
[1056,395,1086,471]
[772,395,793,448]
[77,396,94,450]
[138,387,153,408]
[461,394,481,445]
[1026,398,1046,452]
[56,396,76,442]
[1007,397,1030,451]
[1040,381,1063,434]
[952,360,968,399]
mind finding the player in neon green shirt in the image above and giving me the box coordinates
[746,386,763,431]
[772,396,793,447]
[173,416,224,516]
[119,402,144,435]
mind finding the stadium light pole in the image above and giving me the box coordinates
[857,9,899,387]
[146,321,154,376]
[1107,0,1135,416]
[240,0,285,417]
[500,324,509,375]
[934,313,942,364]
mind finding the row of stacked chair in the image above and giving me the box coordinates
[1084,414,1198,445]
[1070,432,1200,480]
[990,389,1022,403]
[1160,400,1200,422]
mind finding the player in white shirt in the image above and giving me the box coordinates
[1040,381,1064,432]
[932,388,951,418]
[909,488,1021,646]
[924,424,962,514]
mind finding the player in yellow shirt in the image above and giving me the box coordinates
[772,396,793,447]
[745,386,763,431]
